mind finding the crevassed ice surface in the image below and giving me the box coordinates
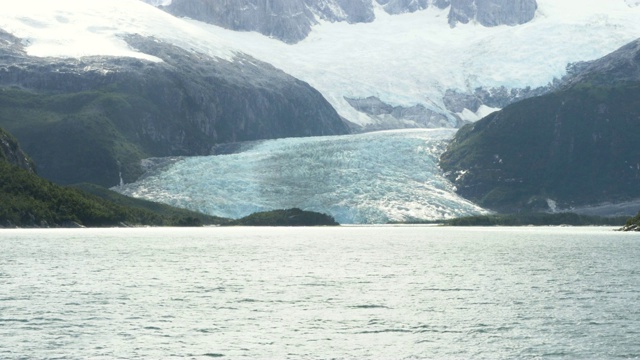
[115,129,488,223]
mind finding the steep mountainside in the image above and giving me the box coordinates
[0,25,347,187]
[440,39,640,214]
[0,126,227,228]
[157,0,536,43]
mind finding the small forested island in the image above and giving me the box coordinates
[395,212,630,227]
[225,208,339,226]
[443,213,629,227]
[622,212,640,231]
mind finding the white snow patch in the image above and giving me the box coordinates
[476,105,500,119]
[457,105,500,122]
[0,0,236,62]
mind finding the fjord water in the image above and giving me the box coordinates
[1,226,639,359]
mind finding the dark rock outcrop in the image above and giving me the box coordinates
[448,0,537,27]
[442,85,551,114]
[153,0,537,43]
[163,0,375,44]
[345,96,465,129]
[0,127,34,172]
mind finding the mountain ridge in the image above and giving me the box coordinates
[439,37,640,214]
[154,0,537,43]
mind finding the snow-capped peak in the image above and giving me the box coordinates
[1,0,640,130]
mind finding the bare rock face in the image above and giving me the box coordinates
[0,127,34,172]
[165,0,315,44]
[448,0,537,27]
[156,0,537,43]
[372,0,452,13]
[344,96,466,130]
[164,0,374,44]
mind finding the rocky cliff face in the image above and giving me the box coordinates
[154,0,537,43]
[0,127,34,172]
[163,0,375,44]
[0,30,348,186]
[448,0,537,27]
[345,96,467,129]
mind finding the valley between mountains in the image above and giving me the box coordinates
[1,0,640,226]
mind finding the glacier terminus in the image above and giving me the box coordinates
[114,129,489,224]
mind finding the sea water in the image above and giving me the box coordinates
[1,226,639,359]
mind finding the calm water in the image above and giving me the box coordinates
[1,226,639,359]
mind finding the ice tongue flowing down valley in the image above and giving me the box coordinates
[114,129,488,224]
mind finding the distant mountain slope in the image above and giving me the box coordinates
[0,17,347,186]
[439,39,640,214]
[155,0,536,43]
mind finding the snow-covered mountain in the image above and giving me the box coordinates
[162,0,640,129]
[2,0,639,131]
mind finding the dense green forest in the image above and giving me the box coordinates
[225,208,339,226]
[441,212,628,227]
[0,157,227,228]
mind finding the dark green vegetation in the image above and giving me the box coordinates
[0,88,158,186]
[0,31,348,187]
[442,213,628,227]
[0,160,228,228]
[440,39,640,213]
[71,183,228,226]
[1,125,227,228]
[225,208,339,226]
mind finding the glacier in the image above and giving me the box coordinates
[114,130,489,224]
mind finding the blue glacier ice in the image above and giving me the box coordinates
[114,129,489,224]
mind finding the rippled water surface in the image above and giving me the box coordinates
[1,226,639,359]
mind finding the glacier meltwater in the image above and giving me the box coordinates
[114,129,488,224]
